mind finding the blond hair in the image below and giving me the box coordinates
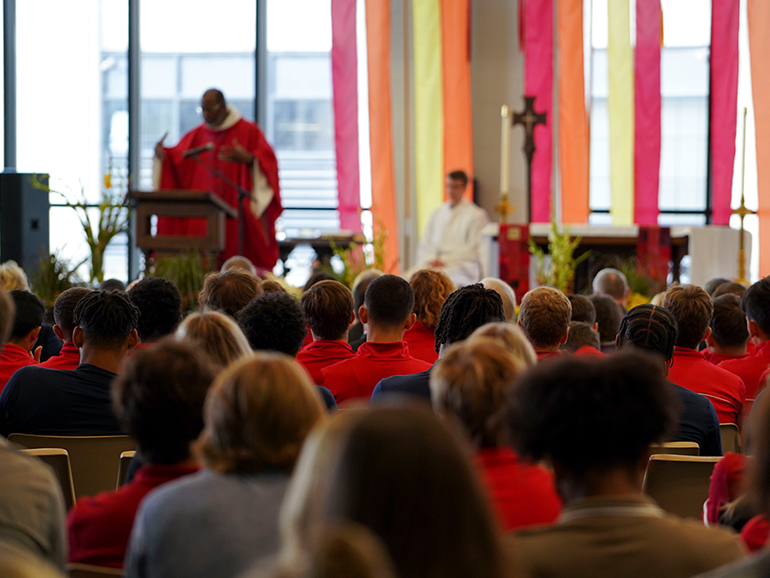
[468,322,537,367]
[176,310,253,370]
[0,261,29,291]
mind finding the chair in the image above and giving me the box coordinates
[649,441,700,456]
[720,423,742,454]
[19,448,76,511]
[8,434,135,499]
[68,563,124,577]
[117,450,136,488]
[642,454,721,519]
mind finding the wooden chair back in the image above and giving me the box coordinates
[642,454,721,519]
[719,423,742,454]
[19,448,76,510]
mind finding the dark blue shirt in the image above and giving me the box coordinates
[370,366,434,404]
[669,381,722,456]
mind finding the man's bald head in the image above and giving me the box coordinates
[203,88,225,105]
[592,268,628,307]
[201,89,228,127]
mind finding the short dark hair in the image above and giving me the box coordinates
[0,289,14,344]
[363,275,414,328]
[589,294,624,343]
[663,284,713,349]
[100,278,126,292]
[199,269,263,319]
[112,341,216,465]
[238,292,307,356]
[300,280,354,341]
[617,304,678,362]
[73,290,139,350]
[506,351,678,477]
[712,281,747,299]
[568,294,596,325]
[303,270,336,293]
[447,170,469,187]
[742,277,770,336]
[712,294,750,348]
[704,277,732,296]
[434,284,505,352]
[53,288,93,334]
[9,290,45,340]
[352,271,382,322]
[564,321,600,352]
[128,278,182,341]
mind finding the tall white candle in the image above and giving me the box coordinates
[500,105,511,196]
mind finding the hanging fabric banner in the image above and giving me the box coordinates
[331,0,362,233]
[710,0,740,226]
[365,0,399,273]
[525,0,554,223]
[557,0,589,224]
[634,0,661,225]
[607,0,634,225]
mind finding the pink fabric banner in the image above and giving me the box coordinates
[710,0,740,226]
[331,0,362,233]
[634,0,661,225]
[524,0,554,223]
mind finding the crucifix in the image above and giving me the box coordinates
[511,96,547,223]
[733,107,755,284]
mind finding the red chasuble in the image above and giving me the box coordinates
[155,109,282,269]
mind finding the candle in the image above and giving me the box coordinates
[500,105,511,196]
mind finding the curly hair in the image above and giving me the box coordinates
[617,304,678,362]
[409,270,455,330]
[73,290,140,350]
[238,292,307,356]
[128,277,182,341]
[433,284,505,352]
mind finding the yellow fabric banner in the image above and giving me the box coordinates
[412,0,444,235]
[607,0,634,224]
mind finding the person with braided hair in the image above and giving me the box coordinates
[0,290,139,436]
[617,304,722,456]
[370,283,505,403]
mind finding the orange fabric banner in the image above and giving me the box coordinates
[365,0,399,273]
[557,0,590,223]
[441,0,474,201]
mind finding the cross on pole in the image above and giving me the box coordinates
[733,108,755,284]
[512,96,547,222]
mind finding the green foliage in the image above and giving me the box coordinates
[31,251,84,311]
[328,226,392,289]
[528,215,590,293]
[147,251,211,311]
[617,256,667,299]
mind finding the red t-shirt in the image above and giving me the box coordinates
[536,350,563,361]
[668,347,746,426]
[474,447,561,531]
[39,341,80,371]
[573,346,604,358]
[0,343,38,394]
[702,351,747,366]
[320,342,432,404]
[67,463,199,568]
[403,321,439,364]
[295,340,355,385]
[718,340,770,416]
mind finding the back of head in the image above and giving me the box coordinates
[564,321,600,352]
[567,294,596,325]
[304,271,336,293]
[262,279,288,294]
[197,352,324,473]
[617,304,678,362]
[100,278,126,292]
[742,276,770,337]
[712,281,747,299]
[592,268,627,300]
[518,287,572,350]
[0,288,15,344]
[9,290,45,341]
[0,261,29,291]
[238,292,307,356]
[199,269,263,319]
[53,287,93,336]
[663,284,713,349]
[73,290,139,350]
[588,294,623,343]
[221,255,257,276]
[433,284,505,352]
[711,294,750,348]
[300,280,354,341]
[363,275,414,328]
[480,278,517,322]
[467,322,537,367]
[128,277,182,341]
[176,310,253,369]
[351,270,383,321]
[704,277,732,296]
[410,270,455,329]
[112,341,217,465]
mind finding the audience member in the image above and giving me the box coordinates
[175,310,253,371]
[505,352,743,578]
[261,279,287,294]
[347,270,383,349]
[320,275,431,404]
[592,267,628,309]
[0,542,66,578]
[589,294,625,352]
[39,287,91,370]
[567,294,597,325]
[0,260,29,291]
[431,338,560,531]
[517,286,571,359]
[713,281,748,300]
[125,352,325,578]
[481,277,517,322]
[404,269,455,364]
[664,285,746,426]
[563,320,602,355]
[67,342,216,568]
[128,278,182,347]
[0,290,45,391]
[705,277,733,296]
[100,278,126,292]
[0,290,139,436]
[199,269,263,319]
[220,255,257,276]
[296,280,355,384]
[617,304,722,456]
[467,322,537,367]
[704,294,750,365]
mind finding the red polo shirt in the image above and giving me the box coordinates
[668,346,746,426]
[0,343,38,394]
[474,448,561,532]
[718,341,770,416]
[703,351,747,366]
[295,340,355,385]
[320,341,431,404]
[574,346,604,358]
[67,463,199,568]
[536,350,563,361]
[39,341,80,371]
[403,321,439,364]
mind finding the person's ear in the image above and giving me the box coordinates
[359,306,369,325]
[126,329,139,351]
[52,324,65,341]
[404,313,417,331]
[615,334,621,349]
[748,319,761,341]
[27,327,41,349]
[348,310,356,328]
[701,327,712,342]
[559,327,569,345]
[705,332,717,348]
[592,322,599,332]
[72,326,84,349]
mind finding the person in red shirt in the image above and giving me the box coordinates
[404,269,455,364]
[563,321,604,357]
[296,280,356,384]
[664,284,746,426]
[40,287,92,371]
[703,294,750,366]
[320,275,432,404]
[0,290,45,393]
[518,286,571,360]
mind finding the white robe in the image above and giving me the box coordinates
[414,199,489,287]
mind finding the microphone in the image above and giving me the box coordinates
[182,142,214,158]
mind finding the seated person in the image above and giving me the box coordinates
[589,294,624,353]
[198,269,263,319]
[0,290,139,436]
[347,270,383,350]
[39,287,91,370]
[703,294,750,366]
[481,277,517,322]
[0,290,45,392]
[175,310,253,372]
[67,341,215,568]
[568,294,597,326]
[705,277,733,296]
[404,270,455,364]
[712,281,748,299]
[517,287,571,359]
[319,275,432,404]
[128,277,183,348]
[431,337,561,530]
[505,352,744,578]
[296,280,356,384]
[467,322,537,367]
[124,352,325,578]
[592,267,629,310]
[220,255,257,276]
[563,320,603,356]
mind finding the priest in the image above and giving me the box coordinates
[153,89,281,270]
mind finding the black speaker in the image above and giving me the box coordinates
[0,172,50,277]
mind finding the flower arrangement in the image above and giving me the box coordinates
[528,215,590,294]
